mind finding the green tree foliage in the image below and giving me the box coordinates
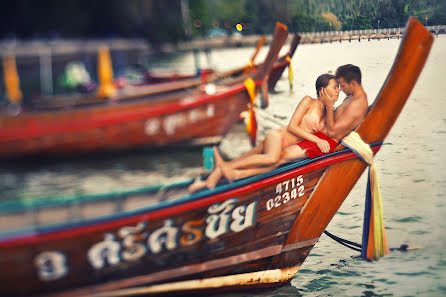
[0,0,444,42]
[189,0,211,37]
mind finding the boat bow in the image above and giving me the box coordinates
[279,17,434,256]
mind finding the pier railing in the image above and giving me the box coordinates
[298,25,445,44]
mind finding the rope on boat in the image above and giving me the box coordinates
[323,230,362,252]
[323,230,422,254]
[253,106,285,128]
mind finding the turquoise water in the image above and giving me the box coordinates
[1,34,445,296]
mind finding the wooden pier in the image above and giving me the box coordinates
[172,25,445,52]
[299,25,445,44]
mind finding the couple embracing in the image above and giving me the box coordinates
[189,64,368,193]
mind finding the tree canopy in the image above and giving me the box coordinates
[0,0,444,42]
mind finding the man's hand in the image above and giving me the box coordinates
[319,88,337,107]
[315,139,330,153]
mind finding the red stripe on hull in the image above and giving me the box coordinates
[0,82,264,142]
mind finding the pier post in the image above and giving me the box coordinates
[39,46,53,96]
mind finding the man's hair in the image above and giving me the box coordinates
[335,64,361,85]
[315,73,336,97]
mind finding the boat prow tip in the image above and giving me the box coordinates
[276,22,288,32]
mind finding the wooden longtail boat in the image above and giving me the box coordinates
[0,36,263,112]
[27,37,267,110]
[142,37,266,84]
[0,24,288,158]
[143,33,301,92]
[0,18,432,296]
[265,33,301,91]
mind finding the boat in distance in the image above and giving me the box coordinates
[0,24,289,158]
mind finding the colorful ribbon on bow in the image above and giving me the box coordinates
[286,55,293,91]
[96,46,117,99]
[244,78,257,147]
[243,60,255,75]
[342,132,389,261]
[2,54,22,104]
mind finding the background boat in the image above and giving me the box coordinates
[0,24,289,158]
[265,33,301,91]
[142,33,301,92]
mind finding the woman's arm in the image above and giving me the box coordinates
[286,96,331,153]
[287,96,322,143]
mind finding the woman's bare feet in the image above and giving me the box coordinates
[213,146,226,168]
[220,164,239,182]
[206,167,223,189]
[187,180,207,193]
[213,146,238,182]
[188,147,226,193]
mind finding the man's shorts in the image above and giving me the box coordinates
[296,132,338,158]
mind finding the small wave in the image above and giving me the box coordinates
[394,270,432,276]
[337,211,354,216]
[410,230,429,235]
[413,179,426,183]
[393,216,422,223]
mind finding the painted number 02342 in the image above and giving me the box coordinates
[266,175,304,211]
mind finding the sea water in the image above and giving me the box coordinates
[0,34,445,297]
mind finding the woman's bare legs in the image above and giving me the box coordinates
[187,179,207,193]
[220,144,308,181]
[281,144,308,162]
[188,146,239,193]
[226,142,265,166]
[188,134,307,193]
[218,131,283,180]
[220,160,282,181]
[203,142,266,190]
[205,139,267,188]
[188,166,224,193]
[205,147,226,189]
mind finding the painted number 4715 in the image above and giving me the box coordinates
[266,175,304,211]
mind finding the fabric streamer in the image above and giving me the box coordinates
[244,78,257,147]
[286,55,293,91]
[202,147,214,172]
[243,60,254,75]
[96,46,117,99]
[341,132,389,261]
[2,54,22,104]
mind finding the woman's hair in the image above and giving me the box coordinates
[315,73,336,97]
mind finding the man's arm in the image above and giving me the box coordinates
[325,103,363,139]
[319,88,338,138]
[320,89,367,140]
